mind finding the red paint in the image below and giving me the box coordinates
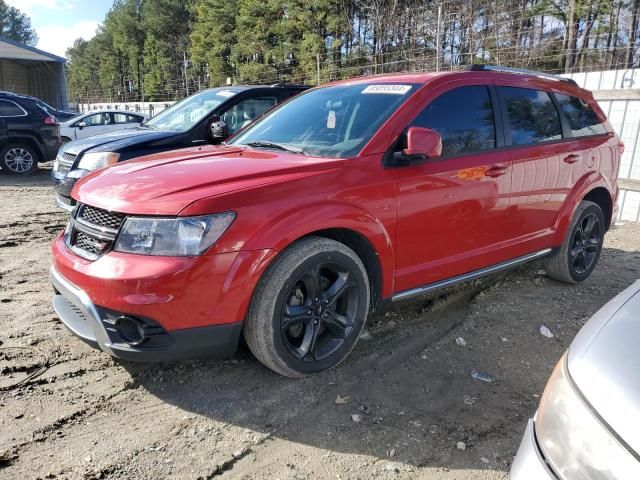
[52,70,620,334]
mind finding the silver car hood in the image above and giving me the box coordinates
[568,280,640,455]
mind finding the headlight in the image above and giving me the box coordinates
[77,152,120,171]
[536,354,640,479]
[113,212,235,256]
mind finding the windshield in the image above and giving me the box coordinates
[146,88,239,132]
[230,83,417,158]
[64,112,86,124]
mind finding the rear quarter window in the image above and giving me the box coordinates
[0,100,25,117]
[500,87,562,145]
[554,93,607,137]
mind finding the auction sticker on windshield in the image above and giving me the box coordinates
[216,90,236,98]
[362,85,412,94]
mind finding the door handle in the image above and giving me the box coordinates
[485,164,509,178]
[563,154,581,164]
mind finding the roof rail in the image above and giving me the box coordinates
[463,64,578,86]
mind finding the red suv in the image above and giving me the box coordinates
[51,66,620,377]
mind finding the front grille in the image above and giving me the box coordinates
[57,162,71,175]
[61,152,77,163]
[73,230,110,257]
[56,152,76,176]
[66,203,126,260]
[78,205,126,231]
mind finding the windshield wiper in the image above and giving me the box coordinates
[245,141,307,156]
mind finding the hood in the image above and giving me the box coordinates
[568,280,640,454]
[62,128,176,156]
[73,145,344,215]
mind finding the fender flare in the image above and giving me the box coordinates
[552,171,613,244]
[242,201,396,298]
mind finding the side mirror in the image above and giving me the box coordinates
[394,127,442,165]
[209,116,229,143]
[77,121,87,130]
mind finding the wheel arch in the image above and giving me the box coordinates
[302,227,384,312]
[553,172,614,244]
[236,202,396,305]
[583,186,613,230]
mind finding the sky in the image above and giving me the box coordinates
[6,0,112,58]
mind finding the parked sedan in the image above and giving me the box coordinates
[60,110,148,143]
[511,280,640,479]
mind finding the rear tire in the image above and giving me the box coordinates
[244,236,370,378]
[544,200,605,284]
[0,144,39,175]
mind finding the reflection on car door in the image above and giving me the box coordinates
[498,86,577,254]
[394,84,513,292]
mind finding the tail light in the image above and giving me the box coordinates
[44,116,56,125]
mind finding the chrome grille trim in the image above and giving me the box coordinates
[65,203,127,261]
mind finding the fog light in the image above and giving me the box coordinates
[114,316,147,346]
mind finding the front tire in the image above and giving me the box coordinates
[244,236,370,378]
[544,200,605,283]
[0,144,39,175]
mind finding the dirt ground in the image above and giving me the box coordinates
[1,164,639,480]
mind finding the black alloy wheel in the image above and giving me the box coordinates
[280,262,358,362]
[244,236,370,378]
[569,212,602,275]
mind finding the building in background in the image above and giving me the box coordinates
[0,36,67,109]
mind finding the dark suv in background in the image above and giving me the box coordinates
[0,91,62,175]
[52,84,307,209]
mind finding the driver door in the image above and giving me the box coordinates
[394,84,514,292]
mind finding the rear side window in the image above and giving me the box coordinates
[412,85,496,156]
[500,87,562,145]
[0,100,25,117]
[554,93,607,137]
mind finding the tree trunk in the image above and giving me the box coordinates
[626,0,640,68]
[563,0,577,72]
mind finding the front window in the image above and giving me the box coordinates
[220,96,278,135]
[230,83,418,158]
[146,88,240,132]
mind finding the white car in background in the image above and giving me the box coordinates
[60,110,148,143]
[511,280,640,479]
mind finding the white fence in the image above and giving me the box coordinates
[76,101,176,117]
[564,69,640,222]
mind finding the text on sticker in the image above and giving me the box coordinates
[362,85,412,95]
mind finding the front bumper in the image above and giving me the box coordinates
[510,419,558,479]
[51,173,78,210]
[51,265,242,362]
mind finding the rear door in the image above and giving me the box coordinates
[0,99,18,141]
[394,84,514,291]
[497,86,573,253]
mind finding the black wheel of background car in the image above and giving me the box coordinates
[244,236,370,378]
[544,200,605,284]
[0,144,39,175]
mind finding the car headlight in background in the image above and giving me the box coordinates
[535,354,640,479]
[77,152,120,171]
[114,212,236,256]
